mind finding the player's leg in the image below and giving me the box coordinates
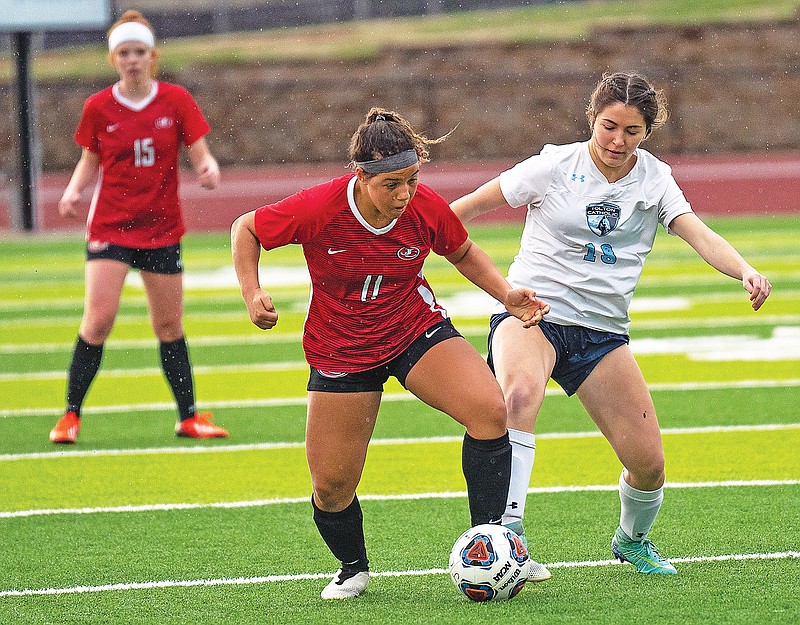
[51,258,128,443]
[141,268,226,437]
[306,389,381,599]
[488,316,556,581]
[576,344,676,574]
[403,334,512,527]
[490,316,555,528]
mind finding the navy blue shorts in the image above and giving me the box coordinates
[307,318,462,392]
[86,242,183,274]
[487,313,629,396]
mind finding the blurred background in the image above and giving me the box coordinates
[2,0,799,229]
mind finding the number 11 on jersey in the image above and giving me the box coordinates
[361,275,383,301]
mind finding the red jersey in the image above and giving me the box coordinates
[253,175,469,372]
[74,81,211,248]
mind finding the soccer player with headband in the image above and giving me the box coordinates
[107,21,155,52]
[50,11,227,444]
[231,107,551,599]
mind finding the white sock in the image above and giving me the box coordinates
[502,429,535,525]
[618,471,664,541]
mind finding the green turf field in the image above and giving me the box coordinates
[1,217,798,624]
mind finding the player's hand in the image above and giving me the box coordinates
[247,288,278,330]
[196,158,221,190]
[503,288,550,328]
[58,191,81,219]
[743,270,771,311]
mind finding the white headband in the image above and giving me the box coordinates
[108,22,155,52]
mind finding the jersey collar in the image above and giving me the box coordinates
[112,81,159,112]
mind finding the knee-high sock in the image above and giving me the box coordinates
[312,495,369,571]
[160,337,196,421]
[462,431,512,526]
[502,429,535,525]
[66,336,103,415]
[618,471,664,541]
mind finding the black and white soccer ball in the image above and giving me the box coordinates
[448,523,530,601]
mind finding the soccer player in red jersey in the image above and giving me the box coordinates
[231,108,550,599]
[49,11,228,444]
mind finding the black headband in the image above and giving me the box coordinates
[354,149,419,174]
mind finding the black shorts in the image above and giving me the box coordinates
[86,242,183,274]
[307,318,462,393]
[487,313,629,396]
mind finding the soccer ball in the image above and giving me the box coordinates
[448,523,530,601]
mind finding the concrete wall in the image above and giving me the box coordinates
[4,16,799,177]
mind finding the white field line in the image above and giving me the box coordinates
[5,286,799,315]
[0,333,306,354]
[1,550,798,598]
[3,312,800,354]
[2,422,799,462]
[1,479,797,519]
[2,377,800,419]
[0,361,310,382]
[0,310,254,328]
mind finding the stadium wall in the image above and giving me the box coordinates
[1,17,799,177]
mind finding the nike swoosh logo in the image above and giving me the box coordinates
[425,327,442,339]
[106,123,120,132]
[327,248,346,255]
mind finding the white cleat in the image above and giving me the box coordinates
[504,520,552,583]
[320,569,369,600]
[527,559,552,582]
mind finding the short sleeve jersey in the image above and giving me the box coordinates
[253,175,469,372]
[74,81,211,248]
[498,141,693,334]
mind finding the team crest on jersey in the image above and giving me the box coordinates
[586,201,620,236]
[154,116,174,129]
[397,247,420,260]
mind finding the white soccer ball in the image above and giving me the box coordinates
[448,523,530,601]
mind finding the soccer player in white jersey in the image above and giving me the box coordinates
[451,72,772,576]
[49,11,227,443]
[231,108,550,599]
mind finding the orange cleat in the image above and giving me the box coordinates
[50,411,81,444]
[175,412,229,439]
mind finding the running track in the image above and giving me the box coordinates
[2,153,798,232]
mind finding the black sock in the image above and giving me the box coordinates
[66,336,103,416]
[312,495,369,572]
[462,431,512,526]
[159,337,196,421]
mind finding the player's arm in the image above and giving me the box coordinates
[230,211,279,329]
[58,148,99,219]
[445,238,549,327]
[450,177,506,223]
[187,137,221,190]
[669,212,771,311]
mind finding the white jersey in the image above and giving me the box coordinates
[496,141,693,333]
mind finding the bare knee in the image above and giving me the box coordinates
[311,475,356,512]
[79,310,117,344]
[152,318,184,343]
[503,378,543,419]
[463,392,507,440]
[625,456,666,491]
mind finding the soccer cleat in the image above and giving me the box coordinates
[50,411,81,444]
[526,560,553,583]
[504,520,552,582]
[611,527,677,575]
[175,412,229,439]
[320,568,369,600]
